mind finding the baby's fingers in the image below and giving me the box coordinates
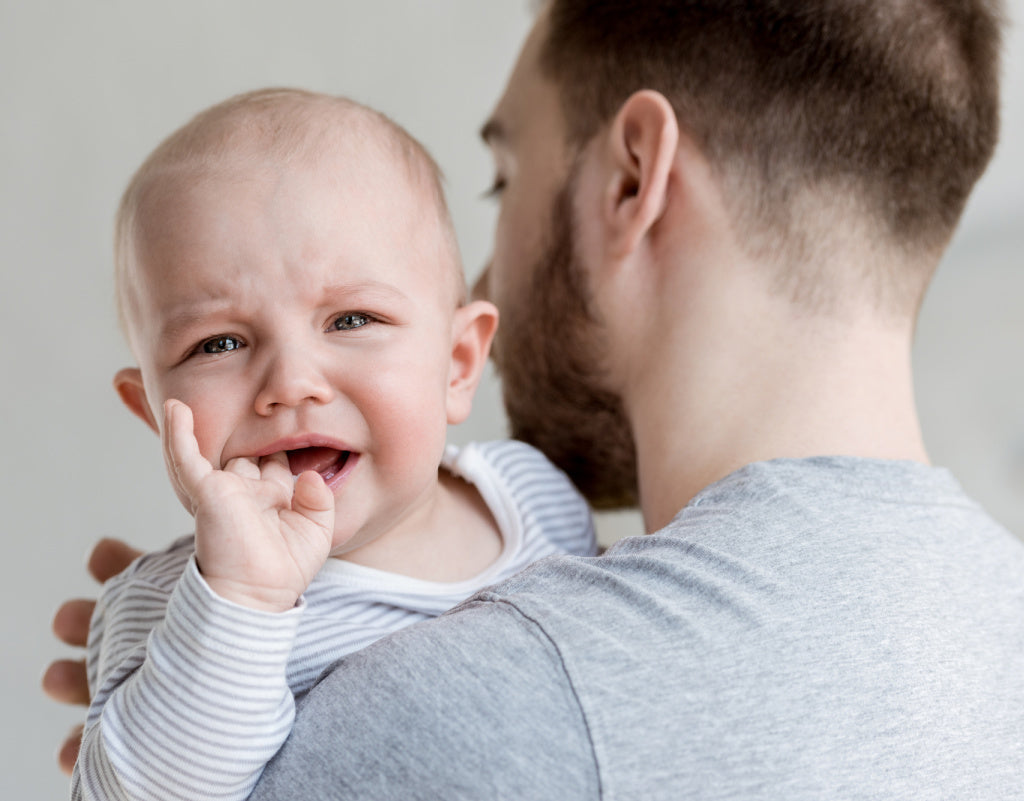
[162,400,213,504]
[223,456,261,481]
[292,471,335,536]
[258,450,295,491]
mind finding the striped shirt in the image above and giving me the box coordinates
[72,440,596,801]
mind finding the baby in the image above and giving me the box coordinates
[72,88,595,801]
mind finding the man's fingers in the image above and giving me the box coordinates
[87,538,142,583]
[51,599,95,647]
[41,659,90,705]
[57,723,84,776]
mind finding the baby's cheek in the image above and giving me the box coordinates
[185,407,227,467]
[374,399,448,480]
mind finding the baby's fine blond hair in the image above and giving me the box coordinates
[114,88,464,340]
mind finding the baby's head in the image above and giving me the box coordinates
[113,88,498,556]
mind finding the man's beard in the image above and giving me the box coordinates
[492,180,638,509]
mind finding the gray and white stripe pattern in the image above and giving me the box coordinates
[72,440,596,801]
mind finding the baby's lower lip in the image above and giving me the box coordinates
[320,451,356,489]
[326,452,359,492]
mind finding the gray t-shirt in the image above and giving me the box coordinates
[251,457,1024,800]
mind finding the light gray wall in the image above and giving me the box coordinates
[1,2,1021,798]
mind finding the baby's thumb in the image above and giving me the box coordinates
[292,471,335,536]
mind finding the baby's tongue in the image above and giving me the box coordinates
[286,447,342,476]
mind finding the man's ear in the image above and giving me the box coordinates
[603,90,680,259]
[446,300,499,425]
[113,367,159,434]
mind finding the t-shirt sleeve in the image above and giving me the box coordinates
[249,596,601,800]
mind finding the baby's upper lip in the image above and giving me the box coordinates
[248,434,356,460]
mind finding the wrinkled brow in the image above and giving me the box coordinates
[158,304,231,343]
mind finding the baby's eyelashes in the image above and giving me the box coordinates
[199,335,245,355]
[330,313,372,331]
[179,335,247,362]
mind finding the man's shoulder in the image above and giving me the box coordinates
[455,458,1024,799]
[679,455,1023,561]
[253,589,601,799]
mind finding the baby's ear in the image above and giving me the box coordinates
[446,300,499,425]
[113,368,159,434]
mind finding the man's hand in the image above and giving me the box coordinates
[42,537,142,775]
[163,399,336,612]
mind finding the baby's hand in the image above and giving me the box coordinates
[162,400,335,613]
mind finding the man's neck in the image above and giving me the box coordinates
[623,296,929,533]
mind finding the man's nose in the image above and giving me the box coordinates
[471,262,492,302]
[254,345,335,415]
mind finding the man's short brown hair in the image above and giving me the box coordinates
[540,0,1004,309]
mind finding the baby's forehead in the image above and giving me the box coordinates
[119,93,465,332]
[132,151,459,295]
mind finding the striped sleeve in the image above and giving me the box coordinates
[473,440,598,561]
[72,557,302,801]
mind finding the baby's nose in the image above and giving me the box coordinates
[254,348,334,413]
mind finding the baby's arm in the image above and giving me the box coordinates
[71,401,338,801]
[71,555,304,801]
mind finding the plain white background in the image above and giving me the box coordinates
[1,2,1021,798]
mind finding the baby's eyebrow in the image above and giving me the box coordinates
[319,281,410,304]
[159,308,217,341]
[156,281,411,342]
[157,294,239,342]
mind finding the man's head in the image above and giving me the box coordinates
[479,0,1003,509]
[114,88,498,556]
[538,0,1003,313]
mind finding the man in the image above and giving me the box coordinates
[47,1,1024,797]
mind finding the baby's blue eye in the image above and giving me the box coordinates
[332,313,370,331]
[202,336,243,354]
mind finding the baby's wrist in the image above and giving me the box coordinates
[200,571,301,613]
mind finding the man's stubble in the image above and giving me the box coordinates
[492,177,639,509]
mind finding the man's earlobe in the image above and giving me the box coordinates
[605,90,680,259]
[113,368,159,434]
[446,301,500,425]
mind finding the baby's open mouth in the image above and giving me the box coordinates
[285,447,351,483]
